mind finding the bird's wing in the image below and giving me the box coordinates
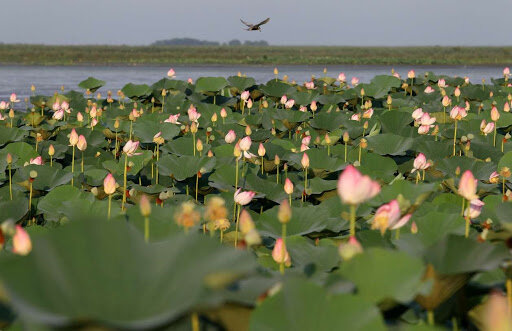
[254,18,270,28]
[240,19,252,27]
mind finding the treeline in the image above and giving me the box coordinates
[151,38,268,46]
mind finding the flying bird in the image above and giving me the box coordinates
[240,18,270,31]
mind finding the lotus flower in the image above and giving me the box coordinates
[234,188,255,206]
[225,130,236,143]
[241,91,250,101]
[338,72,346,82]
[480,120,494,135]
[371,200,401,235]
[362,108,373,119]
[61,101,70,113]
[489,171,499,183]
[299,105,307,112]
[52,109,64,120]
[123,140,141,156]
[9,93,20,103]
[284,178,294,195]
[504,67,510,76]
[220,108,227,118]
[491,106,500,122]
[407,70,415,79]
[351,77,359,86]
[338,236,363,260]
[350,113,361,121]
[305,81,315,89]
[247,99,253,109]
[285,99,295,109]
[464,199,485,219]
[164,114,181,124]
[12,225,31,256]
[337,165,380,205]
[29,156,43,165]
[272,238,291,266]
[77,135,87,151]
[0,101,8,110]
[458,170,478,200]
[412,108,424,120]
[258,143,266,157]
[69,128,79,146]
[239,136,252,151]
[438,79,447,88]
[167,68,176,77]
[187,106,201,123]
[310,101,318,111]
[280,95,288,105]
[302,135,311,146]
[442,95,451,107]
[301,152,309,168]
[103,173,117,195]
[454,86,461,97]
[450,106,467,120]
[411,153,430,172]
[424,86,435,94]
[77,112,84,122]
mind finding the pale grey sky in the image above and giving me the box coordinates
[1,0,510,46]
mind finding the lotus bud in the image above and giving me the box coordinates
[363,121,369,130]
[103,173,117,195]
[338,236,363,261]
[274,155,280,166]
[274,67,278,75]
[220,108,227,118]
[233,143,242,158]
[196,139,203,153]
[90,186,98,196]
[239,209,255,234]
[204,196,228,222]
[491,106,500,122]
[262,100,269,108]
[458,170,478,200]
[272,238,291,266]
[258,143,266,157]
[284,178,294,195]
[161,89,167,97]
[337,165,380,205]
[247,99,253,109]
[301,153,309,169]
[343,131,350,143]
[224,130,236,144]
[280,95,287,105]
[245,125,252,136]
[489,171,500,184]
[6,153,12,164]
[77,112,84,123]
[69,128,79,146]
[454,86,461,97]
[360,88,365,97]
[324,133,331,145]
[442,96,451,107]
[386,95,392,105]
[234,188,255,206]
[239,136,252,151]
[211,112,218,123]
[139,195,151,217]
[76,135,87,151]
[12,225,32,256]
[271,128,276,136]
[360,138,368,149]
[190,122,198,134]
[411,222,418,234]
[278,199,292,224]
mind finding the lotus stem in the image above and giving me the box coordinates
[192,132,196,156]
[71,145,75,186]
[503,178,506,196]
[358,143,362,164]
[494,122,497,147]
[289,194,292,206]
[349,204,357,237]
[107,194,112,220]
[410,78,414,96]
[114,131,118,159]
[191,313,199,331]
[453,120,458,156]
[155,144,159,185]
[122,153,128,210]
[395,228,400,240]
[8,163,12,200]
[344,142,347,162]
[261,156,264,174]
[29,181,33,212]
[415,171,420,185]
[276,164,279,183]
[327,145,330,156]
[81,152,84,173]
[144,216,149,242]
[234,204,241,247]
[220,229,224,243]
[195,173,199,202]
[303,167,308,200]
[443,106,446,123]
[422,169,425,181]
[235,158,239,190]
[507,278,512,315]
[464,204,470,238]
[50,155,53,167]
[129,120,133,140]
[427,310,434,326]
[461,198,465,216]
[280,223,287,275]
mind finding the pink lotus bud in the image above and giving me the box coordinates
[458,170,478,200]
[338,236,363,261]
[12,225,31,256]
[371,199,401,235]
[258,143,266,157]
[91,118,98,127]
[424,86,435,94]
[284,178,294,195]
[77,135,87,151]
[504,67,510,76]
[61,101,70,112]
[310,101,318,111]
[299,106,307,112]
[220,108,227,118]
[77,112,84,122]
[285,99,295,109]
[241,91,250,101]
[139,195,152,217]
[301,152,310,169]
[338,72,346,82]
[10,93,20,103]
[167,68,176,77]
[302,136,311,146]
[103,173,117,195]
[351,77,359,86]
[247,98,253,109]
[69,129,79,146]
[234,188,255,206]
[337,165,381,205]
[239,136,252,151]
[305,81,315,89]
[491,106,500,122]
[407,70,415,79]
[278,199,292,224]
[454,86,461,97]
[442,95,451,107]
[123,140,140,156]
[272,238,291,266]
[52,109,64,120]
[504,102,510,113]
[280,95,288,105]
[350,113,361,121]
[225,130,236,144]
[464,199,485,219]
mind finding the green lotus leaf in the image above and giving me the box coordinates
[122,83,151,99]
[157,154,216,181]
[78,77,106,92]
[228,76,256,91]
[195,77,228,93]
[0,197,29,223]
[366,133,414,156]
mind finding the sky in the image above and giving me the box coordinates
[1,0,511,46]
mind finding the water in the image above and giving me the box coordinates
[0,64,506,104]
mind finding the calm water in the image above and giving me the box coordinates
[0,64,506,105]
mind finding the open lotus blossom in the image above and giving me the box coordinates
[438,79,447,88]
[187,78,193,84]
[417,113,436,134]
[61,101,70,113]
[280,95,288,104]
[52,101,61,111]
[285,99,295,109]
[130,108,140,119]
[29,156,43,165]
[299,105,307,112]
[464,199,485,219]
[412,108,424,121]
[411,153,431,172]
[489,171,500,183]
[450,106,467,120]
[52,109,64,120]
[239,136,252,151]
[234,188,255,206]
[362,108,374,119]
[305,81,315,89]
[371,199,401,235]
[338,236,363,261]
[458,170,478,200]
[480,120,494,135]
[167,68,176,77]
[153,132,164,145]
[272,238,291,266]
[338,72,346,82]
[164,114,180,124]
[424,86,435,94]
[12,225,31,256]
[392,72,401,79]
[0,113,6,121]
[390,214,412,230]
[77,135,87,151]
[407,70,415,79]
[284,178,294,195]
[442,95,451,107]
[491,106,500,122]
[187,106,201,123]
[302,135,311,146]
[225,130,236,143]
[337,165,380,205]
[351,77,359,86]
[123,140,141,156]
[350,113,361,121]
[90,118,98,128]
[0,101,8,110]
[103,173,117,195]
[241,90,250,101]
[10,93,20,103]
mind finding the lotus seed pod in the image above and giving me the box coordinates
[360,138,368,149]
[29,170,38,179]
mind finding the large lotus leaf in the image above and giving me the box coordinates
[309,112,346,131]
[228,76,256,91]
[288,91,318,106]
[102,150,153,176]
[249,279,385,331]
[162,137,211,156]
[195,77,228,93]
[286,149,344,172]
[157,155,216,181]
[375,180,437,206]
[259,81,295,98]
[316,94,345,105]
[83,168,109,186]
[286,236,340,273]
[256,204,330,238]
[122,83,151,99]
[414,140,452,161]
[379,111,414,135]
[13,165,73,191]
[370,75,402,89]
[207,164,237,191]
[436,157,496,180]
[244,174,287,203]
[355,152,398,182]
[338,248,426,304]
[271,109,310,124]
[0,128,28,146]
[498,151,512,171]
[78,77,106,92]
[3,142,38,165]
[125,204,181,241]
[366,133,414,156]
[0,197,29,222]
[151,78,187,92]
[132,117,180,143]
[37,185,94,221]
[0,218,257,329]
[425,235,509,275]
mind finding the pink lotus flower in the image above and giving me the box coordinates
[442,95,451,107]
[284,178,294,195]
[480,120,494,135]
[489,171,499,183]
[220,108,227,118]
[167,68,176,78]
[12,225,31,256]
[77,112,84,122]
[77,135,87,151]
[305,81,315,89]
[449,106,467,120]
[52,101,60,111]
[338,73,346,82]
[419,113,436,126]
[301,152,309,168]
[90,118,98,128]
[241,91,250,101]
[61,101,70,113]
[280,95,288,105]
[300,144,309,152]
[418,125,431,134]
[103,173,117,195]
[247,99,253,109]
[390,214,412,230]
[338,236,363,260]
[424,86,435,94]
[454,86,461,97]
[29,156,43,165]
[412,153,431,172]
[302,136,311,146]
[372,199,401,235]
[458,170,478,200]
[362,108,374,119]
[9,93,20,103]
[272,238,291,266]
[69,128,79,146]
[225,130,236,143]
[299,105,307,112]
[123,140,141,157]
[187,106,201,123]
[438,79,447,88]
[337,165,380,205]
[234,188,255,206]
[350,113,361,121]
[187,78,193,84]
[351,77,359,86]
[491,106,500,122]
[407,70,416,79]
[130,108,139,119]
[0,113,6,121]
[285,99,295,109]
[393,72,401,79]
[258,143,266,157]
[0,101,8,110]
[52,109,64,120]
[164,114,181,124]
[310,101,318,111]
[412,108,424,120]
[504,67,510,76]
[239,136,252,151]
[464,199,485,219]
[464,77,470,84]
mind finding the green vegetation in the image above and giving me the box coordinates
[1,44,512,65]
[1,72,512,329]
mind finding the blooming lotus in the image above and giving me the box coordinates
[337,165,380,205]
[280,95,288,105]
[187,106,201,123]
[234,188,255,206]
[411,153,431,172]
[285,99,295,109]
[239,136,252,151]
[450,106,467,120]
[350,113,361,121]
[407,70,415,79]
[52,109,64,120]
[438,79,447,88]
[351,77,359,86]
[123,140,141,156]
[29,156,43,165]
[464,199,485,219]
[305,81,315,89]
[489,171,499,184]
[241,91,250,101]
[371,199,401,235]
[0,101,8,110]
[362,108,373,119]
[164,114,180,124]
[424,86,435,94]
[338,72,346,82]
[480,120,494,135]
[299,106,307,112]
[167,68,176,77]
[412,108,424,121]
[9,93,20,103]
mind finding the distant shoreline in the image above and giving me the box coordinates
[1,45,511,66]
